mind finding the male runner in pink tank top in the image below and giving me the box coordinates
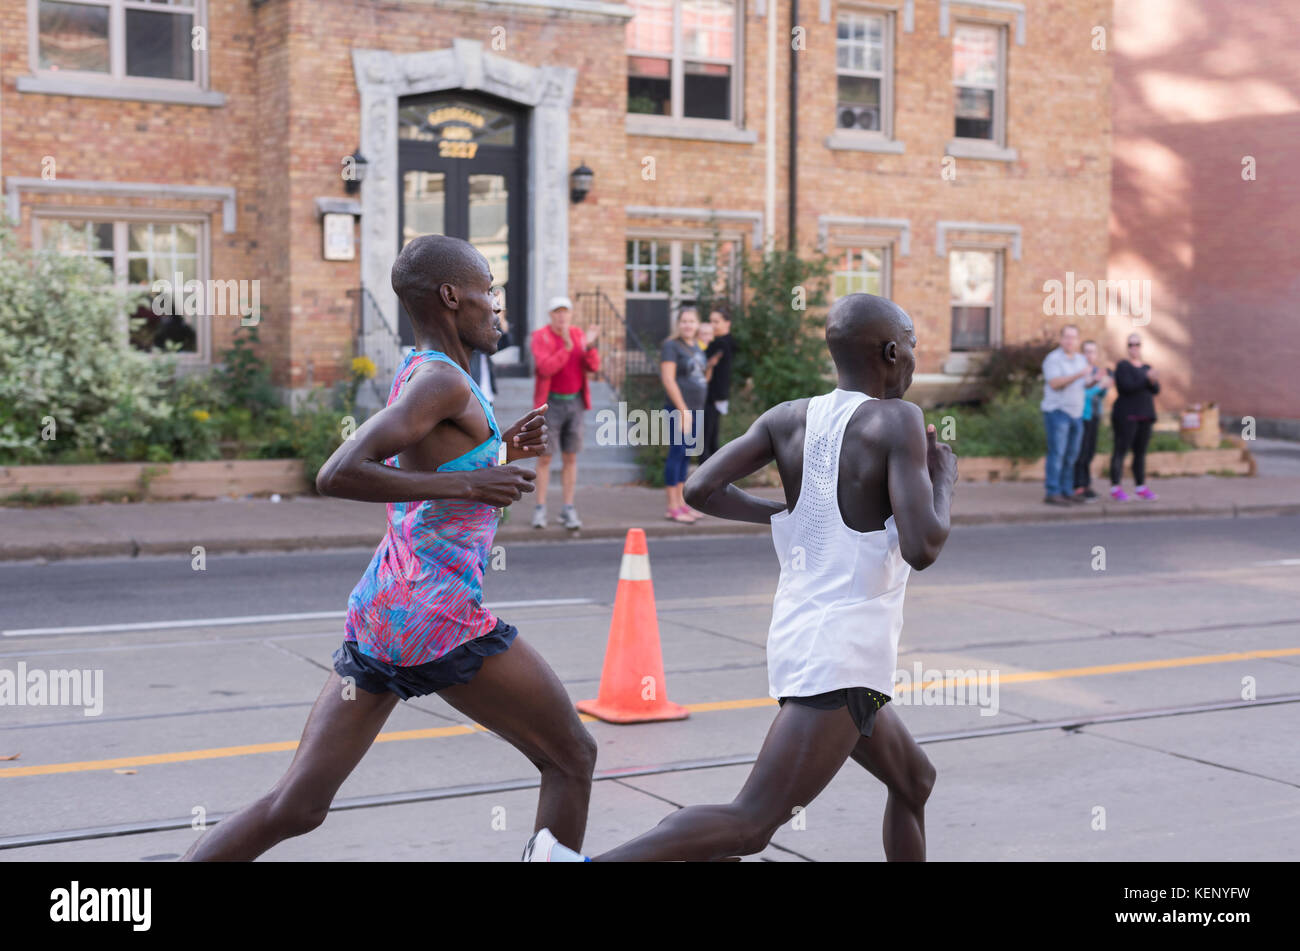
[184,236,597,861]
[527,293,956,862]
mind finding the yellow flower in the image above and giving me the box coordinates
[191,409,210,422]
[352,355,378,379]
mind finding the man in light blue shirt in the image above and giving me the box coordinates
[1040,324,1091,504]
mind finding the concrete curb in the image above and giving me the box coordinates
[1,501,1296,562]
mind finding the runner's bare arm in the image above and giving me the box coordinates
[315,365,536,506]
[886,402,956,570]
[684,407,786,524]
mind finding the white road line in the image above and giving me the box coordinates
[1253,559,1300,567]
[1,598,594,638]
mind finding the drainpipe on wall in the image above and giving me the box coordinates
[764,0,777,254]
[788,0,799,252]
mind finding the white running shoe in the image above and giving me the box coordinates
[560,504,582,531]
[531,505,547,529]
[522,827,589,862]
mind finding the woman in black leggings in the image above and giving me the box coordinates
[1110,333,1161,501]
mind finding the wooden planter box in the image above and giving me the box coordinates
[958,457,1025,482]
[1,459,310,501]
[957,447,1251,482]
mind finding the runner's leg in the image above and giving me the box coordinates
[437,635,597,850]
[593,701,862,861]
[847,704,936,861]
[182,672,398,861]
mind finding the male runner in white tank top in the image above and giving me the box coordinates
[525,293,957,862]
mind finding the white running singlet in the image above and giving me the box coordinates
[766,388,912,699]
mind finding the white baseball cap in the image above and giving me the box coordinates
[547,296,573,312]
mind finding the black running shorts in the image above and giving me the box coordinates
[777,687,891,737]
[332,618,518,701]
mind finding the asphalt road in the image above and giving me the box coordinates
[3,515,1299,632]
[1,514,1298,861]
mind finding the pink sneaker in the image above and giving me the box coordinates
[1134,485,1158,501]
[1110,486,1132,502]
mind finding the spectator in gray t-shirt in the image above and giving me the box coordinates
[660,308,709,522]
[1040,324,1093,505]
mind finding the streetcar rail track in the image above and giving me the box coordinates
[3,691,1296,852]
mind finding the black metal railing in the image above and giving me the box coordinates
[572,287,658,396]
[355,286,404,408]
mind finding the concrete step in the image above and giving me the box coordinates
[491,378,644,485]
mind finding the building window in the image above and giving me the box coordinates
[36,216,207,359]
[627,0,738,123]
[33,0,204,85]
[835,10,892,136]
[949,249,1000,351]
[679,239,737,308]
[626,236,740,349]
[832,246,889,299]
[626,238,672,295]
[952,22,1004,143]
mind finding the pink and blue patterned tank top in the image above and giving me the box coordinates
[344,350,502,666]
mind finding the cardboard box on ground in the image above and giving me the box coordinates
[1181,403,1222,449]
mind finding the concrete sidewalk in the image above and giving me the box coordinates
[1,474,1297,561]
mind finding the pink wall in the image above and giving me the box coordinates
[1111,0,1300,423]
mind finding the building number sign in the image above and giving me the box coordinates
[429,106,483,160]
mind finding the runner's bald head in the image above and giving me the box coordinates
[825,293,911,373]
[391,234,487,313]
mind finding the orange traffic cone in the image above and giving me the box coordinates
[577,529,689,724]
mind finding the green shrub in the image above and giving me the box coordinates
[732,248,834,409]
[120,373,223,462]
[0,222,173,463]
[926,388,1046,459]
[285,399,349,485]
[214,324,278,415]
[0,223,402,485]
[972,338,1057,398]
[926,389,1203,459]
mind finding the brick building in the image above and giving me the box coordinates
[1,0,1112,406]
[1112,0,1299,432]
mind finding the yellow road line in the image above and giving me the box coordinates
[892,647,1300,692]
[3,646,1297,779]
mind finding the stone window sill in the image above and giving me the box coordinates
[17,75,226,107]
[626,113,758,144]
[945,139,1018,162]
[824,130,905,154]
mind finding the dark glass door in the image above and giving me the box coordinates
[397,91,528,373]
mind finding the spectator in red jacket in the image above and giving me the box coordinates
[530,296,600,530]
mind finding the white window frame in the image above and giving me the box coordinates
[833,7,895,142]
[626,0,749,140]
[625,236,674,297]
[948,245,1003,352]
[830,243,892,301]
[31,207,212,365]
[25,0,216,104]
[626,229,744,333]
[950,19,1008,149]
